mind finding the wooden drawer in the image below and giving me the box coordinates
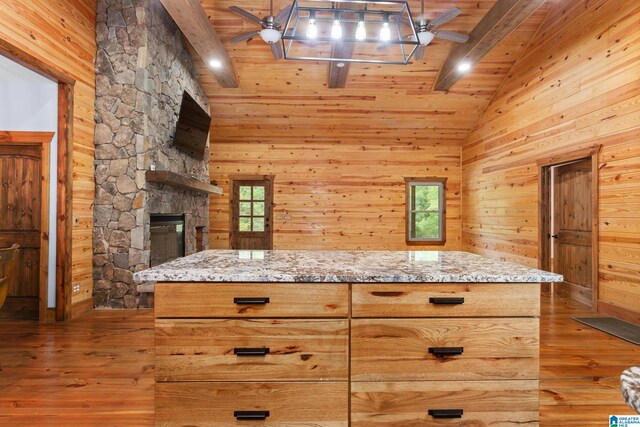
[155,319,349,381]
[156,382,348,426]
[351,380,539,426]
[155,282,349,318]
[352,283,540,317]
[351,318,539,381]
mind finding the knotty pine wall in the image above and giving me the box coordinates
[210,141,461,250]
[0,0,96,316]
[462,0,640,320]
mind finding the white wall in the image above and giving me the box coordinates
[0,55,58,308]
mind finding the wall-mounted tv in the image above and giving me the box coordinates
[173,91,211,160]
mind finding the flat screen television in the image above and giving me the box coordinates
[173,91,211,160]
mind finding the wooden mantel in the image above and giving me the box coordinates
[146,170,223,195]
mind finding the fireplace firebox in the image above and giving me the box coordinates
[149,214,185,267]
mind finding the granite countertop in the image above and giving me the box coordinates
[133,250,563,283]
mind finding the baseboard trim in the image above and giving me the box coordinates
[597,300,640,325]
[71,297,94,319]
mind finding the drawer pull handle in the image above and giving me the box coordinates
[429,297,464,305]
[234,347,270,356]
[428,409,463,419]
[234,297,270,305]
[428,347,464,358]
[234,410,270,420]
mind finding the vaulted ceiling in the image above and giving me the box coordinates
[194,0,552,147]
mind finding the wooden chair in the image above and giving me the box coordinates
[0,244,20,309]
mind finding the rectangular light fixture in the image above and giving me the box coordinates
[281,0,419,65]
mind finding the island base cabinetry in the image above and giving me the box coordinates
[156,382,348,426]
[351,380,539,426]
[154,282,540,426]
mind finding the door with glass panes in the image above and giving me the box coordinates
[230,179,273,249]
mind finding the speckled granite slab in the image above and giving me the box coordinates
[133,250,563,283]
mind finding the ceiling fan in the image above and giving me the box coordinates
[382,0,469,60]
[228,0,292,59]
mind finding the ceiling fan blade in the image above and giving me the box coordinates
[428,7,462,29]
[413,45,425,61]
[229,6,263,25]
[271,42,283,59]
[275,5,292,26]
[435,30,469,43]
[230,30,261,43]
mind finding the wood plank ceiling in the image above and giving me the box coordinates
[197,0,551,147]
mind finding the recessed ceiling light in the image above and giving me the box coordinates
[209,59,222,69]
[457,61,472,73]
[336,62,345,68]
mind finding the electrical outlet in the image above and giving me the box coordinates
[72,283,81,295]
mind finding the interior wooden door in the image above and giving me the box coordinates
[552,158,593,306]
[230,179,273,250]
[0,143,45,319]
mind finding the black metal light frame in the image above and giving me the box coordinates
[281,0,419,64]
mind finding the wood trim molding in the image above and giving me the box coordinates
[597,300,640,325]
[0,131,54,322]
[159,0,238,88]
[537,145,601,309]
[434,0,546,91]
[0,39,75,86]
[57,83,73,321]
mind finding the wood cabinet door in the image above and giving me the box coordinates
[230,179,273,249]
[0,143,43,319]
[553,158,593,305]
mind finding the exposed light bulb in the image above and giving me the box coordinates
[458,61,472,72]
[355,20,367,40]
[307,18,317,38]
[380,22,391,41]
[331,19,342,39]
[209,59,222,69]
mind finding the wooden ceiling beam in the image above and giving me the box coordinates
[159,0,238,88]
[434,0,546,91]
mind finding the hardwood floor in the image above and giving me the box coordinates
[0,293,637,426]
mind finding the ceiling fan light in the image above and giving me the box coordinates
[260,27,282,43]
[417,31,435,46]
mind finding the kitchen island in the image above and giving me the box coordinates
[134,250,562,427]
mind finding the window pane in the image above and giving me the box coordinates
[239,217,251,232]
[413,184,439,211]
[239,202,251,216]
[411,212,440,239]
[253,186,265,200]
[253,202,265,216]
[253,217,265,232]
[239,186,252,200]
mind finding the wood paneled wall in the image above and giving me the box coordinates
[210,141,461,250]
[462,0,640,320]
[0,0,96,316]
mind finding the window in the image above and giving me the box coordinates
[238,184,266,232]
[405,177,446,245]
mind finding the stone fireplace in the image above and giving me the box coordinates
[92,0,210,308]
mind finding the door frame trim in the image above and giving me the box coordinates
[0,131,54,321]
[228,175,274,250]
[537,145,601,308]
[0,43,75,321]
